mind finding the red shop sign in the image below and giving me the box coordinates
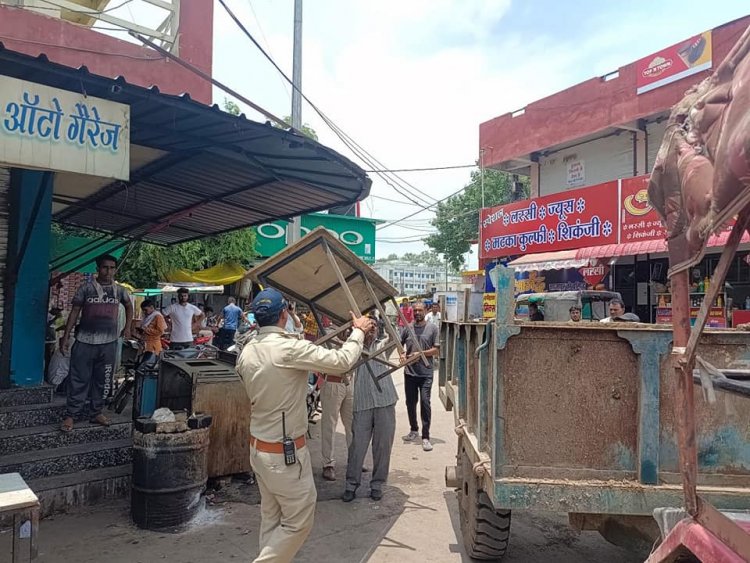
[635,31,712,95]
[620,175,666,243]
[480,181,618,259]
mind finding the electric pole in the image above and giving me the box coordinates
[287,0,303,245]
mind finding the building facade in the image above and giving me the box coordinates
[478,16,750,325]
[372,261,463,295]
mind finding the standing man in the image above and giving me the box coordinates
[237,288,375,563]
[138,299,167,354]
[342,323,397,502]
[401,302,440,451]
[425,302,441,328]
[218,297,243,350]
[60,254,132,432]
[164,287,203,349]
[319,329,354,482]
[398,297,414,328]
[284,301,303,334]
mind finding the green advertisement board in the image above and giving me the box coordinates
[255,213,381,263]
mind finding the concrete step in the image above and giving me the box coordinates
[30,464,132,518]
[0,417,132,455]
[0,384,54,407]
[0,397,67,430]
[0,438,132,480]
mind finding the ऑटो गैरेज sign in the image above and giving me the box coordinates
[0,75,130,180]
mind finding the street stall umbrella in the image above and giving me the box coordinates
[245,227,429,390]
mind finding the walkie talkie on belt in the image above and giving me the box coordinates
[281,412,296,466]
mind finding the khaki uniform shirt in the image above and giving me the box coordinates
[237,325,365,442]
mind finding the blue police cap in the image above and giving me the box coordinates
[251,288,286,316]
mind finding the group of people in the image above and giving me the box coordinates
[56,254,254,432]
[54,256,442,562]
[526,297,641,323]
[237,289,441,562]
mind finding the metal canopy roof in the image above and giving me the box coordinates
[0,43,371,245]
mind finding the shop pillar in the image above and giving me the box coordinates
[4,169,53,387]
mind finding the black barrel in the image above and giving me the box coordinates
[131,427,210,530]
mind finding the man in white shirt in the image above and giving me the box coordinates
[284,301,303,334]
[425,302,441,328]
[164,287,204,349]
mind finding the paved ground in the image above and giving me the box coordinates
[32,374,646,562]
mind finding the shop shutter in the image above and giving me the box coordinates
[0,168,8,351]
[539,133,635,196]
[647,120,668,172]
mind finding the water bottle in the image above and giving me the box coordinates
[745,296,750,310]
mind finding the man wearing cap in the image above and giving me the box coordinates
[237,288,375,563]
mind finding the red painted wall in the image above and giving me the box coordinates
[480,16,750,169]
[0,3,213,104]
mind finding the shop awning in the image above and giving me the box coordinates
[575,230,750,260]
[507,250,593,272]
[576,240,667,260]
[0,44,371,245]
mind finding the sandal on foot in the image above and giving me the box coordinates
[90,414,111,427]
[60,417,74,432]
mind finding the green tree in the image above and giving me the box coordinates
[426,169,527,271]
[223,98,241,116]
[116,229,258,289]
[224,97,319,141]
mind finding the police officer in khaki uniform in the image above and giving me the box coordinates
[237,288,375,563]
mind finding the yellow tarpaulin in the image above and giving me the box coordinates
[165,262,246,285]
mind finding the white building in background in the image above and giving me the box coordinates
[372,261,464,295]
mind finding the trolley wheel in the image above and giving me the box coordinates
[458,441,511,561]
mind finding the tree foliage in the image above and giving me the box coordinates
[279,114,318,141]
[224,97,319,141]
[425,169,528,271]
[116,230,258,289]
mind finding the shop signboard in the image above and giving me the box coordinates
[636,31,712,95]
[514,263,611,296]
[255,213,379,263]
[482,292,496,319]
[480,180,618,260]
[620,175,667,242]
[0,76,130,180]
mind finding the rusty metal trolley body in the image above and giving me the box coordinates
[440,266,750,559]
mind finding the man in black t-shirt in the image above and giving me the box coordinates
[400,302,440,451]
[60,254,132,432]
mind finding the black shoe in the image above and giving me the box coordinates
[370,489,382,501]
[341,490,356,503]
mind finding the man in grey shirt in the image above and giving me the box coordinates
[401,302,440,451]
[60,254,132,432]
[342,323,398,502]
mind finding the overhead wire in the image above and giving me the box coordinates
[243,0,292,101]
[364,164,475,173]
[216,0,438,208]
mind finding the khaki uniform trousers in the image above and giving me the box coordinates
[320,380,353,468]
[249,443,316,563]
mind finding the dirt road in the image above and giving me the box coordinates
[36,374,645,562]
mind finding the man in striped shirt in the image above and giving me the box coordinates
[342,323,398,502]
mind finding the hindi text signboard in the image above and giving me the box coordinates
[0,76,130,179]
[620,175,667,242]
[480,181,619,259]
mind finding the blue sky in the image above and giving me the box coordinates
[211,2,750,264]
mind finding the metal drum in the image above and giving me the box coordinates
[131,427,210,530]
